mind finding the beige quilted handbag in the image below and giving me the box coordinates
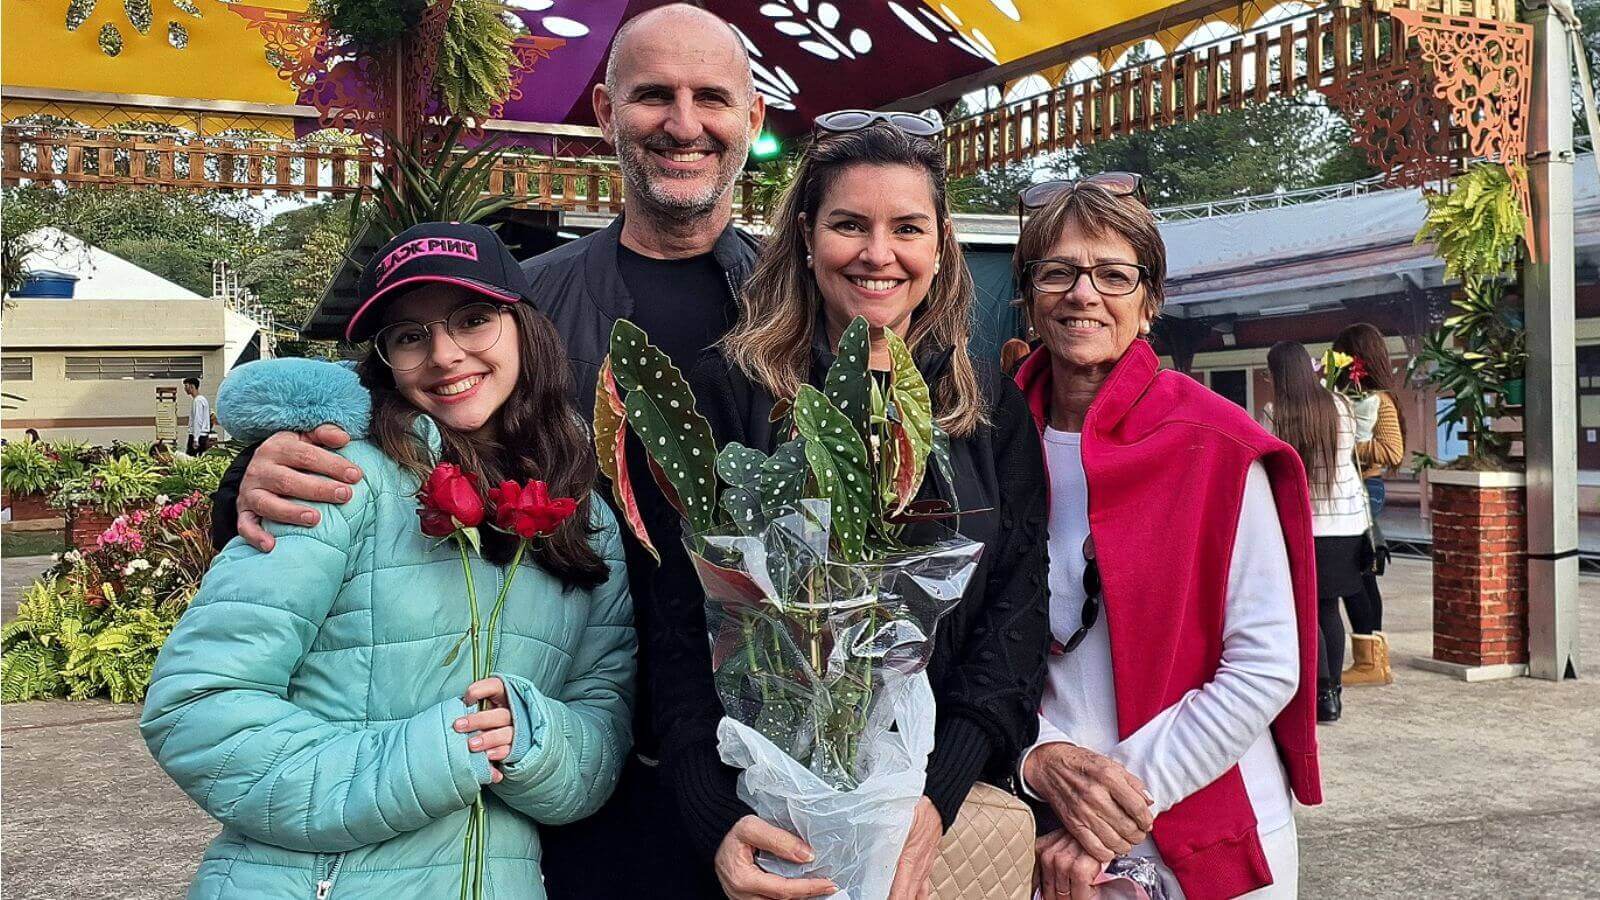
[930,782,1036,900]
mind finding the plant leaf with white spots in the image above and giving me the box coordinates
[823,316,871,443]
[716,442,769,490]
[758,439,807,513]
[607,320,720,534]
[720,484,766,536]
[793,385,871,561]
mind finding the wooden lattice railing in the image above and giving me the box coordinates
[943,3,1410,179]
[0,127,774,219]
[0,128,634,213]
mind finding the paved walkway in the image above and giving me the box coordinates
[2,557,1596,898]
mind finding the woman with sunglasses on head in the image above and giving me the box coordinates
[140,223,635,898]
[650,112,1051,900]
[1011,178,1322,900]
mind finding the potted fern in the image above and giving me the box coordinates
[1409,162,1532,679]
[1409,162,1528,471]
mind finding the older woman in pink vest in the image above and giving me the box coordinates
[1010,175,1322,900]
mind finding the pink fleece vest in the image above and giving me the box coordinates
[1017,342,1322,900]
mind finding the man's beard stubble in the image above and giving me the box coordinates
[617,132,749,223]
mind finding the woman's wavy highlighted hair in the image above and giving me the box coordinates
[721,122,987,437]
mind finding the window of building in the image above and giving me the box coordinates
[1207,368,1250,409]
[65,356,203,381]
[2,356,33,381]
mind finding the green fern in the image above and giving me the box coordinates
[1,644,68,702]
[60,608,173,703]
[435,0,518,119]
[1411,162,1528,469]
[1415,163,1525,282]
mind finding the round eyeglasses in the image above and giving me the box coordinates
[373,301,506,372]
[1024,260,1148,297]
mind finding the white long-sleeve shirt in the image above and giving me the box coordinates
[1022,428,1299,873]
[189,393,211,443]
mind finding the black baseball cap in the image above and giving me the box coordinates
[347,222,534,342]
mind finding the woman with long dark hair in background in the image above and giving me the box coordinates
[1264,341,1368,724]
[1332,323,1407,686]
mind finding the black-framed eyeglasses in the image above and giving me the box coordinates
[1023,259,1149,297]
[814,109,942,140]
[1052,553,1102,656]
[373,301,506,372]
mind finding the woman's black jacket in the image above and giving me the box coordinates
[649,337,1052,862]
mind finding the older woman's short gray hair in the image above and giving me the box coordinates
[1012,184,1167,321]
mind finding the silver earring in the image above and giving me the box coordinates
[806,253,813,268]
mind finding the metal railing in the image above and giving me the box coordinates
[1151,174,1392,221]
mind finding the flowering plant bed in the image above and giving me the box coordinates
[2,492,215,703]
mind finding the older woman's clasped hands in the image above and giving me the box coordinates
[1028,743,1154,858]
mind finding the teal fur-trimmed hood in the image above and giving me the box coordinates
[217,358,371,443]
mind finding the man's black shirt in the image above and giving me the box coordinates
[615,243,734,374]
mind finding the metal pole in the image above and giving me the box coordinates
[1523,2,1581,680]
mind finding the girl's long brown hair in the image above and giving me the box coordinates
[1268,340,1341,498]
[359,301,607,589]
[1333,321,1409,452]
[722,123,987,437]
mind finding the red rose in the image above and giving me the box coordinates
[417,463,484,537]
[489,479,578,539]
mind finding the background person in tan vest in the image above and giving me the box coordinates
[1332,323,1407,687]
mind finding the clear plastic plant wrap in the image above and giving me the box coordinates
[693,500,979,789]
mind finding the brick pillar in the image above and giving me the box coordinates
[1429,474,1528,671]
[69,508,119,553]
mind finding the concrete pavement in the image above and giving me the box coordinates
[2,557,1596,898]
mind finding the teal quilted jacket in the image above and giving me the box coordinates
[140,417,636,899]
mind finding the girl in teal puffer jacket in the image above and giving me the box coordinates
[140,223,635,899]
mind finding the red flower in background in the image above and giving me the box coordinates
[418,463,484,537]
[1348,358,1368,389]
[489,480,577,539]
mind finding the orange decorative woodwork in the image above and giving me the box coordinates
[1390,8,1535,257]
[1324,55,1456,189]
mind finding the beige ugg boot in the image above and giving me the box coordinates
[1343,633,1393,686]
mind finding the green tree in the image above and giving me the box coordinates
[950,160,1041,214]
[1062,96,1377,207]
[2,185,264,295]
[244,198,357,359]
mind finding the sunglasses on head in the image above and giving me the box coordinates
[1017,173,1147,229]
[1020,173,1146,210]
[813,109,942,139]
